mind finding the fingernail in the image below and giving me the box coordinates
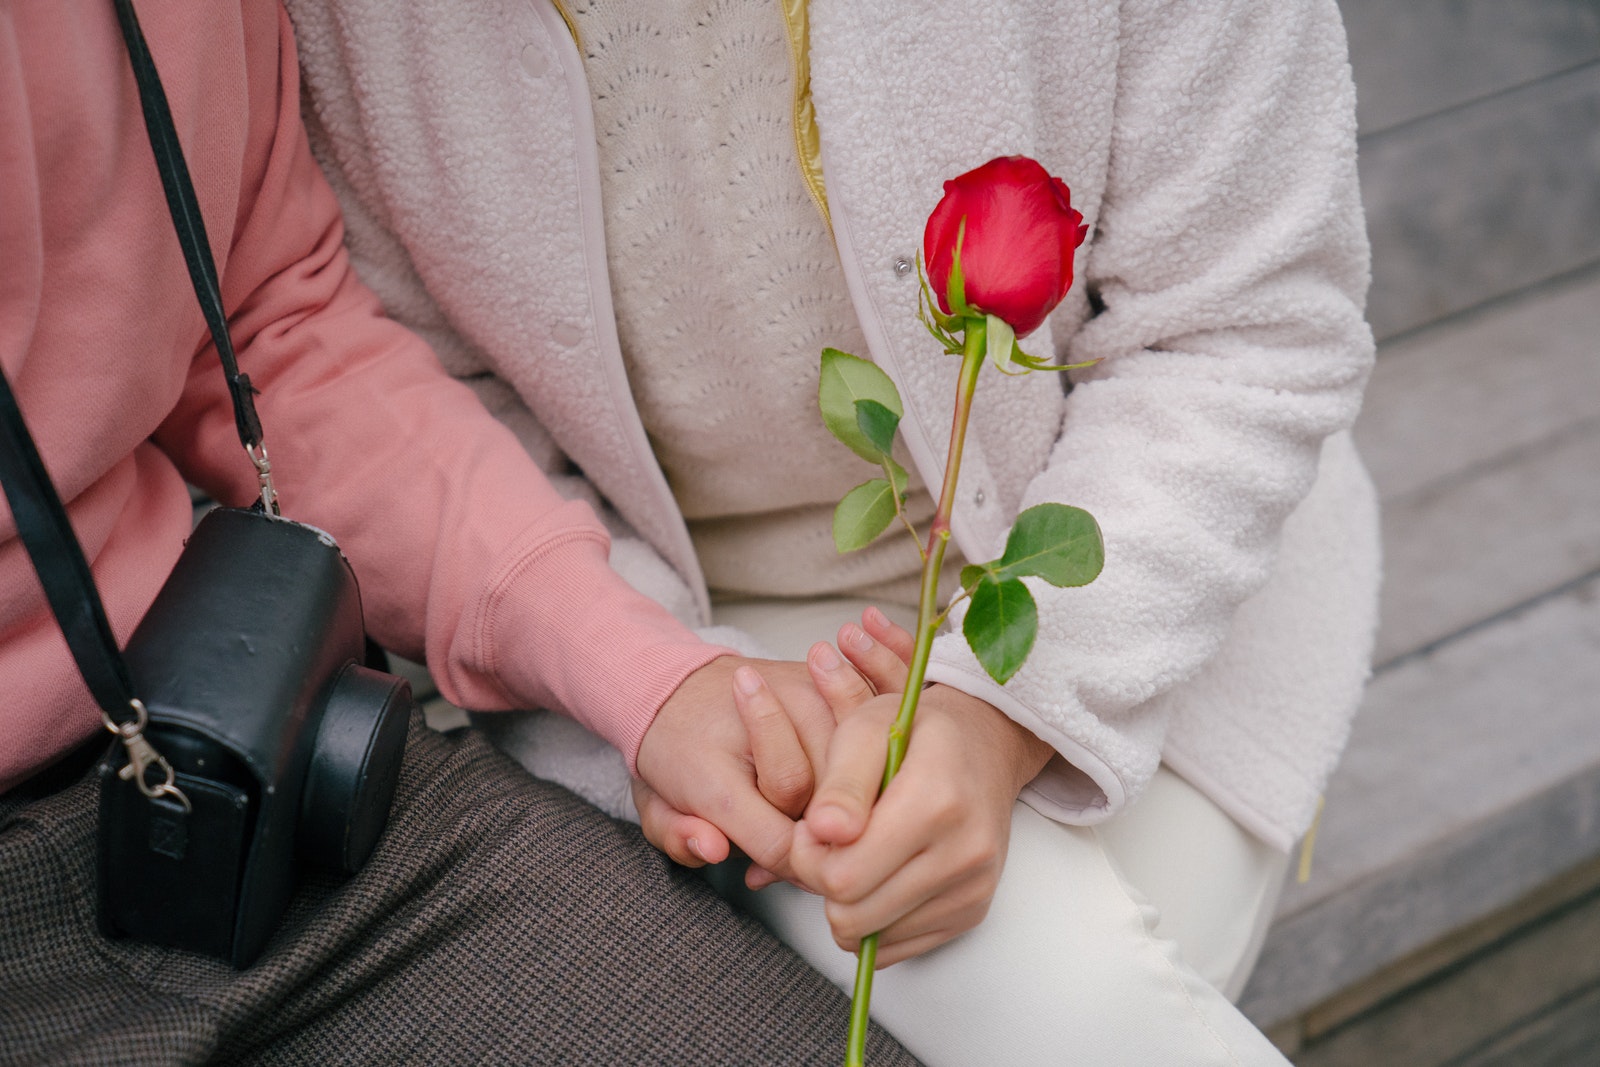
[841,624,873,654]
[687,837,704,861]
[864,605,887,628]
[812,644,842,672]
[810,802,849,830]
[734,666,763,695]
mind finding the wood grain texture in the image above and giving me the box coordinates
[1340,0,1600,135]
[1289,890,1600,1067]
[1359,64,1600,338]
[1239,575,1600,1026]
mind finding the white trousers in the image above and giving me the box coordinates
[711,598,1294,1067]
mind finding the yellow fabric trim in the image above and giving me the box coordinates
[778,0,831,235]
[1297,795,1325,884]
[548,0,583,54]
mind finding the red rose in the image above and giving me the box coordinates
[923,156,1089,339]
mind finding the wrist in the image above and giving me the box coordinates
[927,683,1054,795]
[636,653,739,782]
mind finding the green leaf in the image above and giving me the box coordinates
[963,576,1038,684]
[986,314,1017,374]
[855,399,900,458]
[819,349,904,463]
[945,218,972,318]
[989,503,1105,587]
[832,478,899,552]
[959,563,988,591]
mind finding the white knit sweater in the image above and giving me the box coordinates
[286,0,1380,851]
[570,0,942,604]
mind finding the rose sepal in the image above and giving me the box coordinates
[943,218,974,320]
[1008,344,1102,374]
[985,314,1022,375]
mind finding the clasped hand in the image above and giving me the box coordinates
[634,609,1053,966]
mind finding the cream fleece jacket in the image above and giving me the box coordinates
[286,0,1380,851]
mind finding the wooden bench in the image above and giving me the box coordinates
[1239,268,1600,1064]
[1239,7,1600,1058]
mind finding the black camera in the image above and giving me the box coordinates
[97,506,411,967]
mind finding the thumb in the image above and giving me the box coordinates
[805,697,897,846]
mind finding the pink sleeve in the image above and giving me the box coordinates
[152,3,725,770]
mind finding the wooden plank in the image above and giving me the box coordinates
[1370,419,1600,664]
[1301,855,1600,1040]
[1448,979,1600,1067]
[1239,574,1600,1026]
[1354,269,1600,503]
[1358,64,1600,339]
[1289,889,1600,1067]
[1340,0,1600,135]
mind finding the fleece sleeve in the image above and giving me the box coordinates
[923,0,1374,823]
[151,2,726,770]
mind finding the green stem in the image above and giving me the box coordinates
[882,459,926,561]
[842,319,987,1067]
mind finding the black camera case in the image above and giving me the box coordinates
[97,507,411,967]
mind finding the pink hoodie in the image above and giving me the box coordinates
[0,0,726,792]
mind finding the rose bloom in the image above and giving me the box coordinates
[924,155,1089,338]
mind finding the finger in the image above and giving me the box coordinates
[743,862,817,893]
[757,662,842,784]
[809,763,968,904]
[807,641,878,719]
[786,818,833,894]
[707,764,804,884]
[632,778,731,867]
[836,622,910,695]
[733,666,814,818]
[874,925,979,968]
[862,605,915,664]
[874,890,992,954]
[804,699,897,846]
[824,848,991,950]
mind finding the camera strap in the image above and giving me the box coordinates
[0,369,189,810]
[0,0,289,808]
[111,0,280,516]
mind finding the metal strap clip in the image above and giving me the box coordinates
[103,698,191,813]
[247,443,280,517]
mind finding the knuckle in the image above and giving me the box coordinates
[825,902,863,946]
[768,764,813,800]
[970,836,1001,872]
[819,869,851,901]
[818,864,862,903]
[920,785,959,824]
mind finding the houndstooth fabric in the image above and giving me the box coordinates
[0,715,918,1066]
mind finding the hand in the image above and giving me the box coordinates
[632,608,916,880]
[634,655,834,882]
[792,681,1054,968]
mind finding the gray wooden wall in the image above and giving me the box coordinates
[1343,0,1600,339]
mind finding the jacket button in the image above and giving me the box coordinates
[974,489,985,506]
[519,43,550,78]
[551,322,583,347]
[892,256,913,277]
